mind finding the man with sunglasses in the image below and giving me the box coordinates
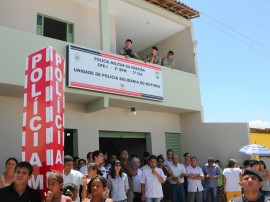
[202,157,221,202]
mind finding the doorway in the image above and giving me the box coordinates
[99,131,151,163]
[64,129,78,157]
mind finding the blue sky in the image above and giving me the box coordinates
[180,0,270,128]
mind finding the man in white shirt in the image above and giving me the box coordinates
[140,155,166,202]
[168,154,186,202]
[63,155,85,202]
[186,156,204,202]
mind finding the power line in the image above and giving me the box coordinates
[246,0,270,19]
[200,12,270,51]
[219,0,270,32]
[198,18,270,58]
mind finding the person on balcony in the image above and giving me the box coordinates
[145,46,161,65]
[119,39,140,59]
[161,50,175,69]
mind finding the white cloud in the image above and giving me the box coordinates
[249,120,270,129]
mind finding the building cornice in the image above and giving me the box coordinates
[250,128,270,134]
[144,0,200,19]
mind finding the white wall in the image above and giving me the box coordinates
[0,96,181,170]
[180,112,249,167]
[0,96,23,168]
[139,28,197,74]
[65,103,181,158]
[0,0,116,52]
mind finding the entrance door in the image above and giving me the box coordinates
[99,131,150,162]
[64,129,78,157]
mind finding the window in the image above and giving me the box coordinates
[36,14,74,42]
[165,133,181,160]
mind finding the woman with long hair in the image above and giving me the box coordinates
[44,172,72,202]
[259,160,270,196]
[108,160,129,202]
[82,176,113,202]
[82,163,103,199]
[0,157,18,188]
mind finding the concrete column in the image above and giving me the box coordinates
[99,0,110,52]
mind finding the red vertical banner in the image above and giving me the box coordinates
[22,47,65,196]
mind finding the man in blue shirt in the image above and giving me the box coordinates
[202,157,221,202]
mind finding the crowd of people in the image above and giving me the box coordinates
[119,39,175,69]
[0,151,270,202]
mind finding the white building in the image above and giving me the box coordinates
[0,0,249,167]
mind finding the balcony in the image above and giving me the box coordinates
[0,25,202,114]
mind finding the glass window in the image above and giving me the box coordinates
[36,14,74,43]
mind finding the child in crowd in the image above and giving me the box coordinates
[63,183,79,202]
[45,172,72,202]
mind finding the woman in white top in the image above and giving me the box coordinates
[222,159,242,202]
[0,157,18,188]
[259,160,270,196]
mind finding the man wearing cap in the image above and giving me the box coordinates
[230,169,270,202]
[202,157,221,202]
[119,39,140,59]
[161,50,175,69]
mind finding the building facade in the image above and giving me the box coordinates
[0,0,249,167]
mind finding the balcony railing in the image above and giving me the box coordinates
[0,25,202,114]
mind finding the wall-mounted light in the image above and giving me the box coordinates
[130,107,136,115]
